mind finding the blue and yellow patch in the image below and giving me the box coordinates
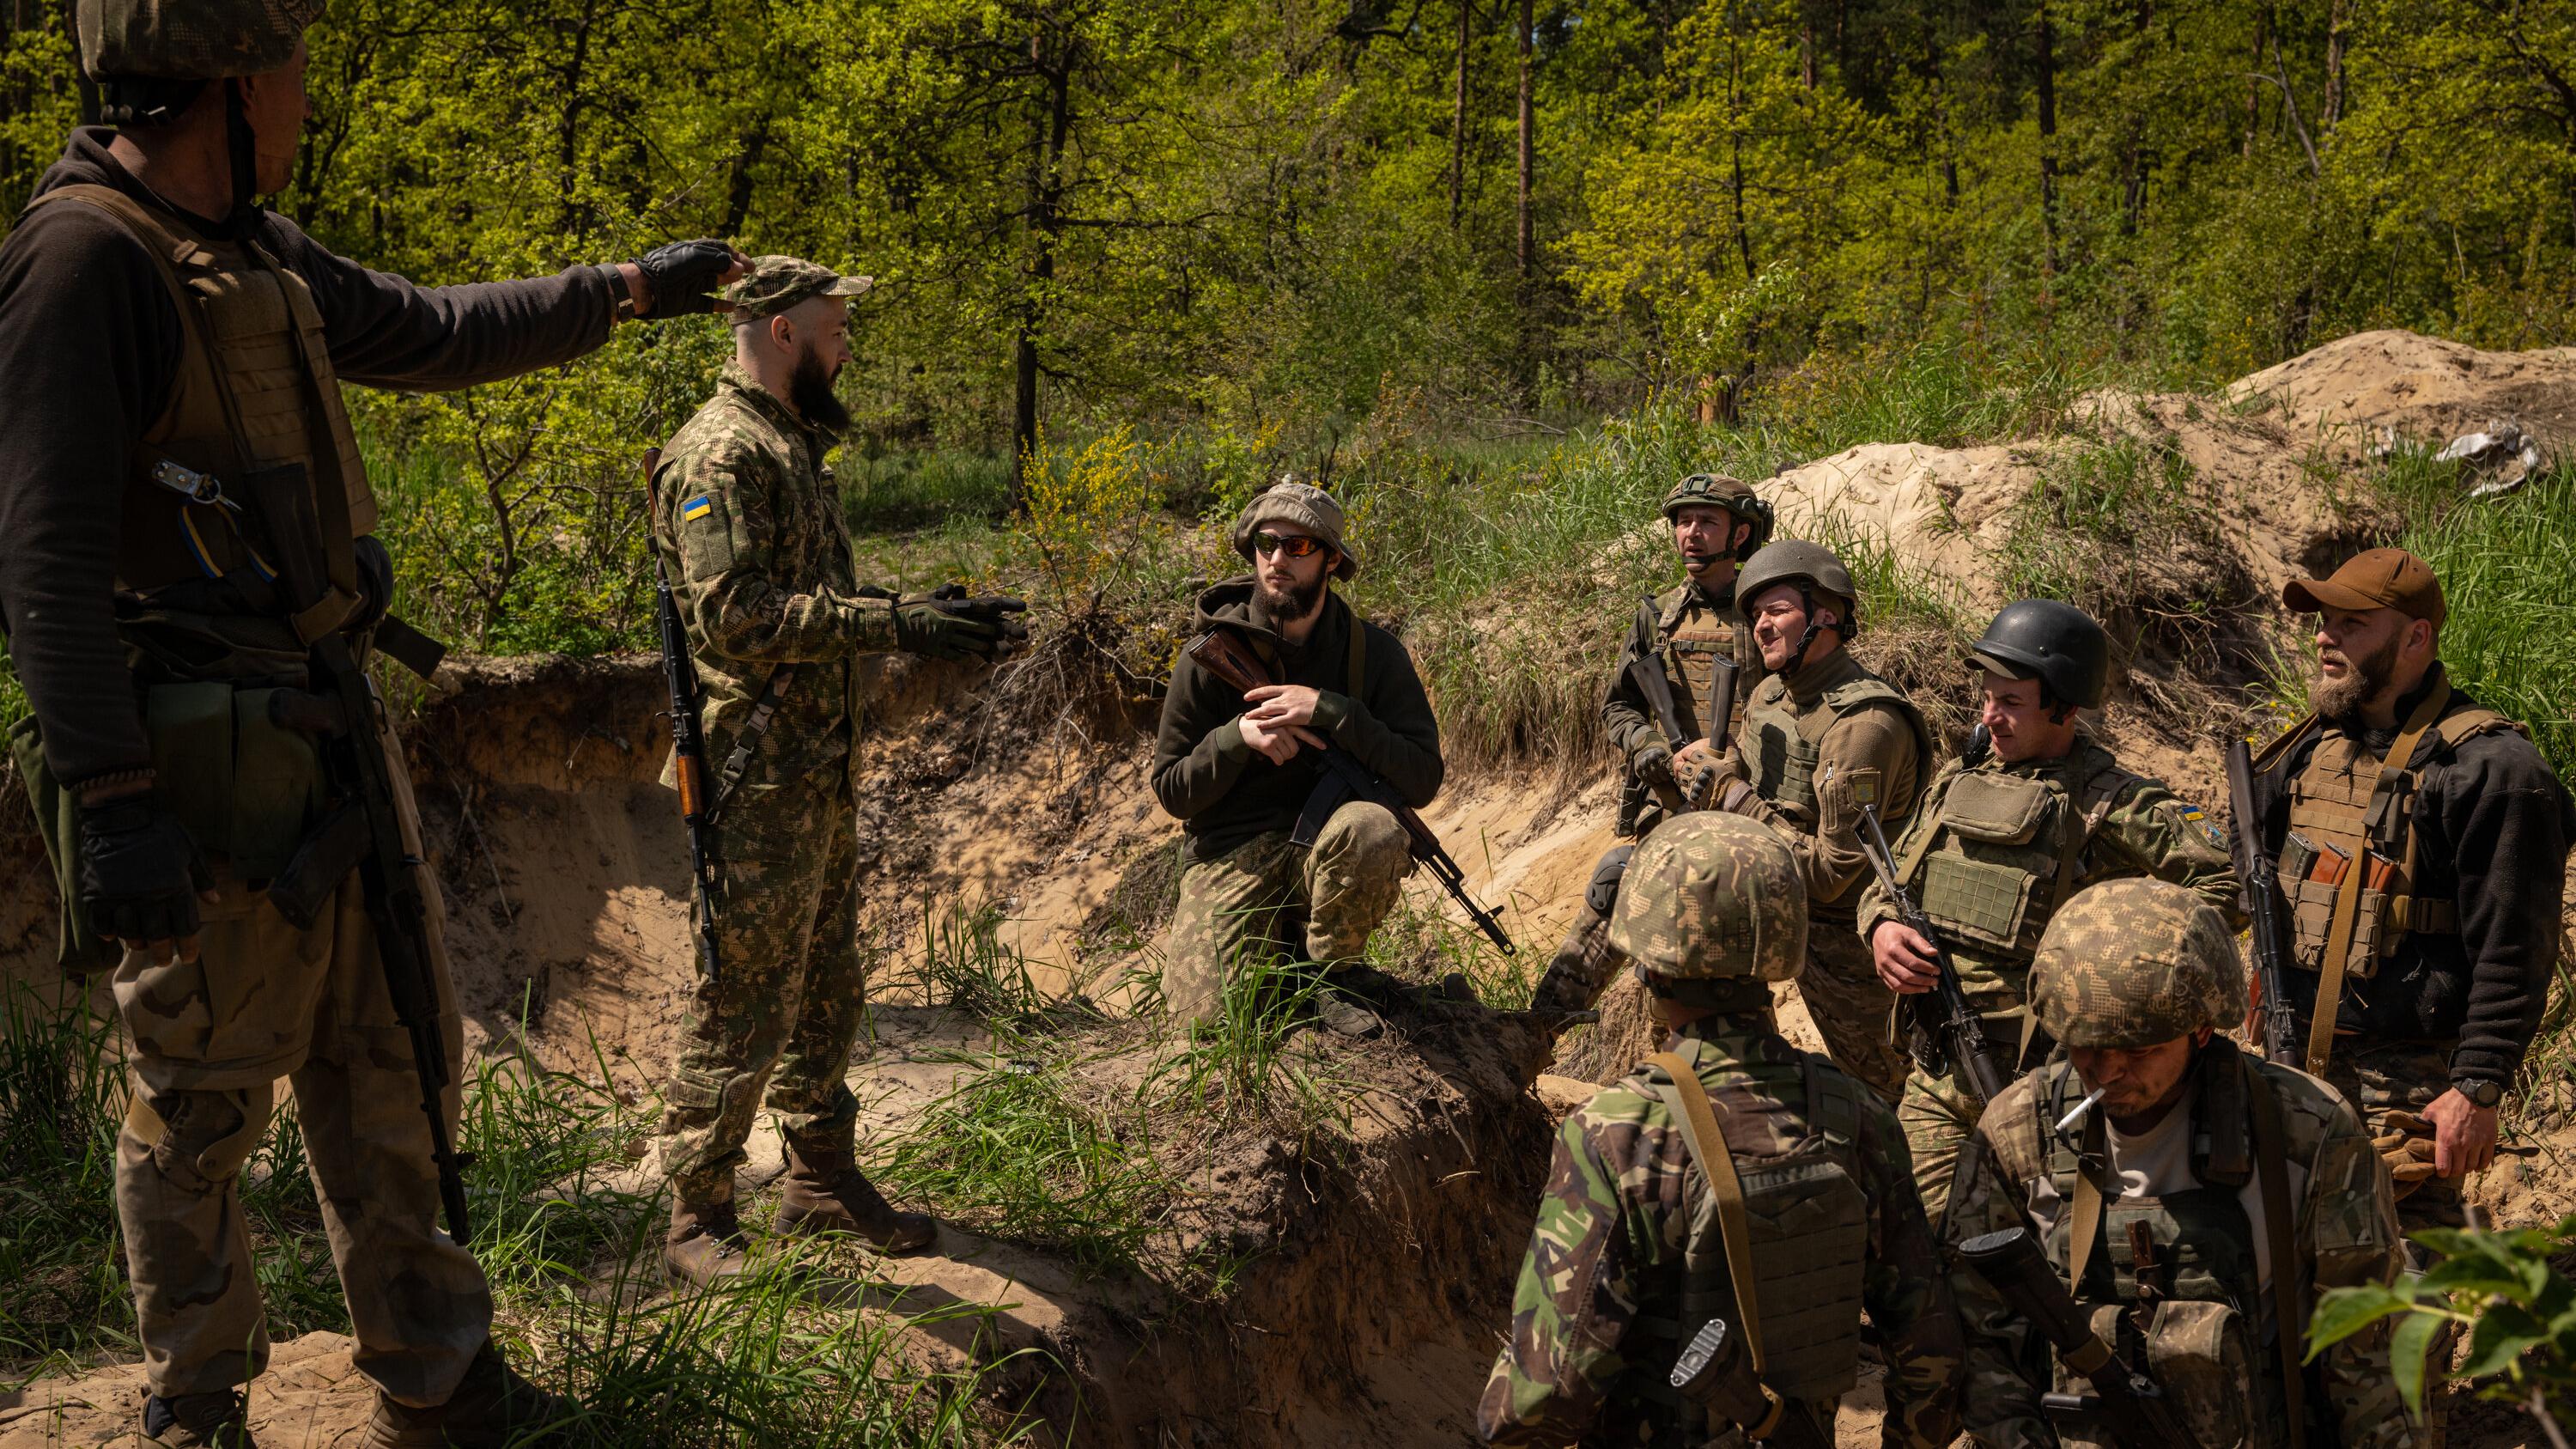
[2180,804,2227,849]
[680,495,714,522]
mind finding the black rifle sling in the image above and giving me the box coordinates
[2244,1057,2309,1449]
[705,663,797,826]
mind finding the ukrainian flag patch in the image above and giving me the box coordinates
[681,495,714,522]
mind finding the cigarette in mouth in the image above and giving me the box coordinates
[2055,1087,2109,1134]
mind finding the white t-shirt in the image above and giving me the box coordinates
[2025,1081,2299,1294]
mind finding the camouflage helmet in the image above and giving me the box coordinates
[1660,472,1774,560]
[2029,879,2246,1050]
[79,0,321,81]
[1607,813,1807,981]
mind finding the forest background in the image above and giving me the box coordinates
[1,0,2572,678]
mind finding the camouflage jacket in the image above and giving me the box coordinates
[1603,577,1765,839]
[1478,1016,1964,1448]
[1943,1051,2409,1449]
[1854,735,2241,1016]
[1724,648,1932,923]
[651,361,900,790]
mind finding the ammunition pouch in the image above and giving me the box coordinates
[2052,1300,2254,1449]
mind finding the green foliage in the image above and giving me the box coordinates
[2308,1217,2576,1434]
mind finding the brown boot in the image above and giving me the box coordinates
[775,1145,938,1253]
[362,1342,573,1449]
[141,1390,255,1448]
[664,1194,752,1287]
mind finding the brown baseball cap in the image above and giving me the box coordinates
[2282,547,2445,629]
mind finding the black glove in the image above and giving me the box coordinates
[1631,740,1674,788]
[633,240,740,318]
[894,585,1030,662]
[76,797,215,947]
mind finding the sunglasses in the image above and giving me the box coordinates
[1252,531,1328,560]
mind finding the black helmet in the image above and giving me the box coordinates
[1967,600,2111,709]
[1661,473,1774,562]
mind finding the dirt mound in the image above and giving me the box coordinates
[2228,328,2576,457]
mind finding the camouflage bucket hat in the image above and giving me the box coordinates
[1232,480,1358,580]
[720,255,873,322]
[2029,878,2245,1050]
[81,0,322,80]
[1607,813,1807,981]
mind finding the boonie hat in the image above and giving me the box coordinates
[721,255,873,322]
[1232,480,1358,580]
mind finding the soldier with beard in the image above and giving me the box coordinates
[650,257,1020,1285]
[1151,481,1445,1039]
[2249,548,2573,1232]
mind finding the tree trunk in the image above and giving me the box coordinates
[1449,0,1472,228]
[1728,37,1754,281]
[2244,5,2269,157]
[1516,0,1533,281]
[2035,0,2059,279]
[1013,21,1072,507]
[722,120,770,237]
[2323,0,2348,131]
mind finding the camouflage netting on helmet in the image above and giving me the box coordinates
[79,0,321,80]
[2028,878,2246,1049]
[1607,813,1807,981]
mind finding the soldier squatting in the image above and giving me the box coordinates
[0,3,2567,1447]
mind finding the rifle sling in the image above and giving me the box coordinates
[2305,682,2447,1075]
[705,663,797,825]
[2066,1107,2106,1298]
[2245,1055,2309,1449]
[1648,1051,1767,1373]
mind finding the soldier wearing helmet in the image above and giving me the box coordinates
[1856,600,2240,1221]
[1941,879,2410,1449]
[1480,813,1963,1449]
[0,3,747,1443]
[1523,472,1772,1025]
[1695,539,1935,1104]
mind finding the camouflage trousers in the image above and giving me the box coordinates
[1159,802,1410,1024]
[112,740,488,1407]
[658,772,866,1207]
[2323,1038,2469,1231]
[1795,922,1908,1104]
[1898,1061,1984,1230]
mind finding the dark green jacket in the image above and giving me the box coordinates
[1150,577,1443,861]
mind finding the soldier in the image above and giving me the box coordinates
[1943,878,2411,1449]
[1479,813,1964,1449]
[651,257,1021,1285]
[1704,540,1933,1102]
[1858,600,2239,1222]
[1151,480,1443,1039]
[1525,472,1772,1021]
[2249,549,2574,1229]
[0,3,744,1443]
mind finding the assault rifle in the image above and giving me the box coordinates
[1853,801,2010,1105]
[1959,1227,2208,1449]
[643,447,726,986]
[1670,1318,1833,1448]
[1187,627,1515,954]
[1620,596,1740,812]
[2224,740,2300,1065]
[245,462,475,1245]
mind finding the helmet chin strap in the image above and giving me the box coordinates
[222,78,261,229]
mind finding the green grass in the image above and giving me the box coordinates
[1142,955,1352,1133]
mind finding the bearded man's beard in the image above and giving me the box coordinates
[1257,570,1327,623]
[790,349,852,433]
[2313,630,2403,721]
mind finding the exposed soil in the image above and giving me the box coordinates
[5,329,2573,1447]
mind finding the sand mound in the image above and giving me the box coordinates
[2228,328,2576,456]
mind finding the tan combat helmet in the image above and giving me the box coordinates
[80,0,321,81]
[1608,813,1808,982]
[2028,878,2246,1050]
[1660,472,1775,561]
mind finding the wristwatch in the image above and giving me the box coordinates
[2455,1078,2503,1109]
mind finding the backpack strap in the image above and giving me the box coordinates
[2306,680,2450,1075]
[1345,597,1367,700]
[2063,1105,2108,1295]
[2243,1056,2309,1449]
[1649,1051,1767,1373]
[2049,760,2135,910]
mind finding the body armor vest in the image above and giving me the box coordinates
[1902,746,2141,974]
[1741,666,1930,827]
[2263,707,2514,981]
[1657,583,1757,741]
[26,185,371,680]
[1610,1054,1871,1441]
[2030,1056,2295,1449]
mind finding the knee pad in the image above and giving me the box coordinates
[1585,845,1635,918]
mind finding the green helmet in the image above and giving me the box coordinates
[1732,539,1861,657]
[1660,472,1774,561]
[2029,879,2245,1050]
[1607,813,1807,981]
[79,0,319,82]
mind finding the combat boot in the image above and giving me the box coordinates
[362,1342,574,1448]
[141,1390,254,1448]
[664,1194,752,1287]
[775,1144,938,1253]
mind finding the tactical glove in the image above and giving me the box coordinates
[1631,740,1674,788]
[76,797,215,948]
[894,587,1030,662]
[634,240,742,318]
